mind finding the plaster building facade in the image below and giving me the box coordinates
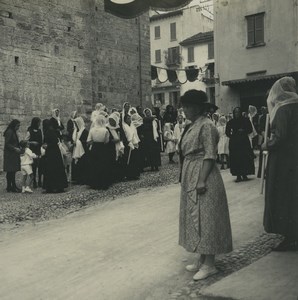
[214,0,298,114]
[180,31,215,104]
[0,0,151,170]
[150,6,213,107]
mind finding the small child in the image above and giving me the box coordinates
[20,140,38,193]
[164,123,176,163]
[217,116,229,170]
[61,134,73,182]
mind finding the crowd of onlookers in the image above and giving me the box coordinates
[2,101,268,194]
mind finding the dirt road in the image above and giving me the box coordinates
[0,171,264,300]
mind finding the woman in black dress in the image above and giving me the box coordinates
[50,108,64,140]
[3,119,22,192]
[140,108,161,171]
[43,120,68,193]
[26,117,42,188]
[226,107,255,182]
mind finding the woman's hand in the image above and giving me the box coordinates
[197,181,207,195]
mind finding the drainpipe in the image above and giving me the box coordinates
[138,16,143,107]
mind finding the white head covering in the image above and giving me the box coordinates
[94,115,107,128]
[95,103,106,111]
[70,111,77,120]
[129,107,143,128]
[248,105,257,118]
[267,76,298,124]
[52,108,61,126]
[107,112,120,130]
[72,117,86,162]
[218,115,227,126]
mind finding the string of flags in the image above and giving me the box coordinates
[151,65,209,84]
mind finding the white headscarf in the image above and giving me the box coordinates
[248,105,257,118]
[91,103,107,124]
[267,77,298,125]
[143,108,159,141]
[129,107,143,128]
[72,117,86,163]
[94,115,107,128]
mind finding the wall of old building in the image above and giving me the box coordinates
[214,0,298,113]
[0,0,151,170]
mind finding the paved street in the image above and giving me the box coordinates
[0,170,267,300]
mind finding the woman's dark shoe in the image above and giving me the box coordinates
[235,176,242,183]
[38,181,42,188]
[242,175,249,181]
[220,165,225,170]
[33,181,37,189]
[11,187,21,193]
[6,187,12,192]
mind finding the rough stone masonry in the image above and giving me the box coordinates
[0,0,151,170]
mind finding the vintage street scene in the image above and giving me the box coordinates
[0,0,298,299]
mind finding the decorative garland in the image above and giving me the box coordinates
[151,64,210,84]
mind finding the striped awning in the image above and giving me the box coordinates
[104,0,192,19]
[222,72,298,86]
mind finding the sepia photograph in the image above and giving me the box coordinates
[0,0,298,299]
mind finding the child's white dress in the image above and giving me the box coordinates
[164,130,176,154]
[217,125,229,155]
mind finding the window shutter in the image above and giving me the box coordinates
[168,47,173,63]
[155,26,160,39]
[255,14,264,44]
[155,50,161,62]
[188,47,194,62]
[208,42,214,59]
[247,16,255,45]
[170,23,176,40]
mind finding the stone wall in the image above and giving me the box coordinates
[0,0,151,170]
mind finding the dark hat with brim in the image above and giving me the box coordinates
[180,89,208,106]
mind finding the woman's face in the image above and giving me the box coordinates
[109,118,117,127]
[183,105,202,121]
[55,109,60,117]
[124,103,130,113]
[178,115,184,123]
[233,108,241,119]
[144,109,151,118]
[15,123,20,131]
[125,116,131,126]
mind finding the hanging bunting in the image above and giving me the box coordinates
[157,68,168,83]
[185,68,199,82]
[166,69,178,83]
[104,0,192,19]
[151,65,158,80]
[177,70,187,84]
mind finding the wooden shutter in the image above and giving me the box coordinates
[170,23,176,40]
[155,49,161,62]
[188,47,194,62]
[255,14,264,44]
[208,42,214,59]
[168,47,173,63]
[247,16,255,45]
[155,26,160,39]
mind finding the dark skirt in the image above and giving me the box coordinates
[229,134,255,176]
[122,147,140,180]
[142,139,161,169]
[88,142,112,189]
[264,151,298,240]
[43,146,68,191]
[72,154,88,185]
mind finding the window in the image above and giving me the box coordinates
[154,26,160,39]
[167,46,180,66]
[155,49,161,63]
[154,93,165,105]
[208,42,214,59]
[246,13,265,47]
[187,47,194,62]
[170,22,176,41]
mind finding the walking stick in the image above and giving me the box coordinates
[158,120,164,152]
[260,114,269,194]
[127,147,132,165]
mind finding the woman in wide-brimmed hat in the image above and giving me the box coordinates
[178,89,233,281]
